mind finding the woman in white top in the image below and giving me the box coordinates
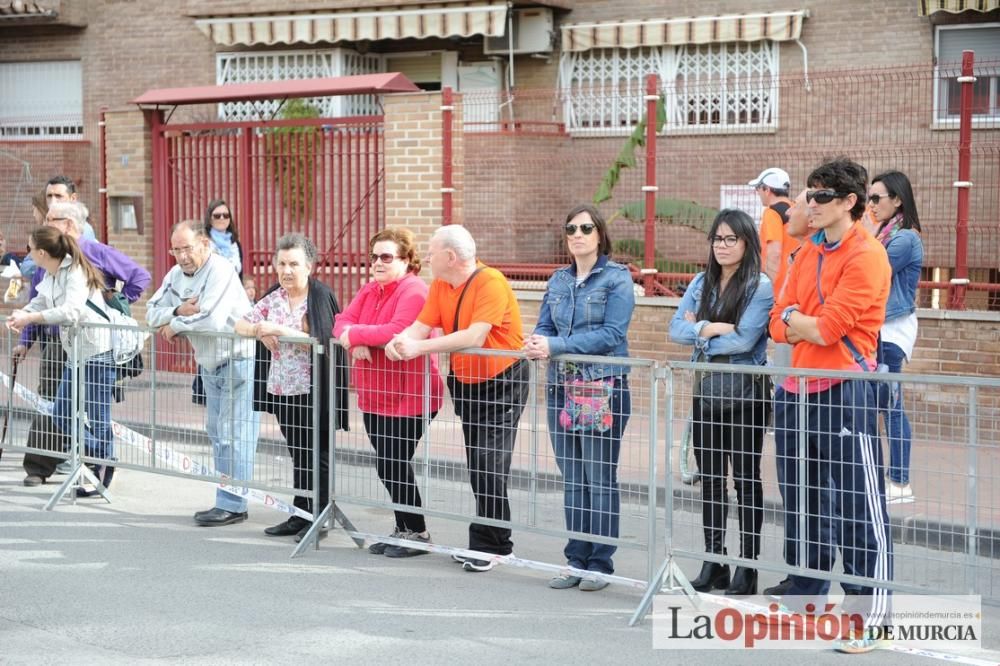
[7,226,117,495]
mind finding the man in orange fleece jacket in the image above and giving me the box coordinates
[768,158,893,653]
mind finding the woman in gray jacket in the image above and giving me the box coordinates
[7,226,116,495]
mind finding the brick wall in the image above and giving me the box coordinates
[383,90,463,249]
[103,108,154,319]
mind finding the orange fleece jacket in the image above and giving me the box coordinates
[769,220,890,373]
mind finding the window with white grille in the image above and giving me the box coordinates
[0,60,83,140]
[562,41,778,135]
[217,49,383,121]
[934,24,1000,124]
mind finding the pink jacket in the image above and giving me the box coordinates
[334,273,444,417]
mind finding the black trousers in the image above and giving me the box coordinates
[447,359,530,556]
[692,394,770,560]
[363,412,435,533]
[271,393,329,517]
[23,334,70,479]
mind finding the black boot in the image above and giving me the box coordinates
[691,561,730,592]
[725,566,758,595]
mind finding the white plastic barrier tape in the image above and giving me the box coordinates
[0,371,312,522]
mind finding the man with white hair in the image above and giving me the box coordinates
[388,225,529,572]
[17,200,151,487]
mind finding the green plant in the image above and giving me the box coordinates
[266,98,320,220]
[612,238,703,274]
[611,198,719,235]
[593,97,666,205]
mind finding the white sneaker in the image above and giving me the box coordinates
[886,481,914,504]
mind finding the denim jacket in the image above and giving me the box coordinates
[533,254,635,382]
[669,271,774,365]
[883,229,923,322]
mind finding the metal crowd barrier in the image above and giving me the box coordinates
[327,343,661,590]
[634,361,1000,624]
[3,318,999,624]
[0,319,333,555]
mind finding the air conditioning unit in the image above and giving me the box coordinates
[484,7,554,55]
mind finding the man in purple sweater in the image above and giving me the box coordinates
[17,201,151,486]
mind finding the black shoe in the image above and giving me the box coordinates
[77,464,115,498]
[725,567,758,595]
[691,561,730,592]
[193,507,216,521]
[384,531,431,558]
[194,508,248,526]
[294,524,328,543]
[264,518,308,537]
[763,577,792,599]
[369,528,403,555]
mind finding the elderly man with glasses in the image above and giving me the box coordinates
[146,219,257,527]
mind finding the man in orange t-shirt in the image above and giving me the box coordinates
[749,167,798,296]
[388,225,528,571]
[767,159,892,652]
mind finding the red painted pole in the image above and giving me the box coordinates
[238,127,255,271]
[441,86,454,226]
[149,108,168,283]
[949,50,974,310]
[642,73,659,295]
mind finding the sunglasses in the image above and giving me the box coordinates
[370,253,399,264]
[565,223,596,236]
[212,212,232,220]
[805,189,848,205]
[868,193,893,205]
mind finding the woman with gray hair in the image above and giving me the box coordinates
[234,233,349,540]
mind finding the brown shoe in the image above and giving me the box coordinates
[23,475,45,487]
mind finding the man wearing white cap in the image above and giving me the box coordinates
[748,168,797,297]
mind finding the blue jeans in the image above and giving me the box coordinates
[878,342,912,485]
[52,351,116,460]
[201,358,257,513]
[547,377,630,575]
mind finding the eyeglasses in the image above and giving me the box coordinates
[169,245,198,257]
[710,235,740,248]
[805,189,847,205]
[212,212,231,220]
[565,223,596,236]
[867,193,893,205]
[370,253,399,264]
[45,217,72,224]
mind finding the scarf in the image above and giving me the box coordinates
[876,212,904,248]
[210,228,241,273]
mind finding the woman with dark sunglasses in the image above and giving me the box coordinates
[204,199,244,278]
[868,171,923,505]
[669,209,774,596]
[524,204,635,591]
[334,227,444,557]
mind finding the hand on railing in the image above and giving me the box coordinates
[386,333,420,361]
[11,344,27,362]
[351,345,372,362]
[522,334,550,360]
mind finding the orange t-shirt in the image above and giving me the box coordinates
[758,200,799,296]
[417,263,523,384]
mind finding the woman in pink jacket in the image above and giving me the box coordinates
[335,227,444,558]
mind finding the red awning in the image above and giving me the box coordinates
[131,72,419,107]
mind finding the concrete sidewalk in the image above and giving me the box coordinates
[3,452,1000,665]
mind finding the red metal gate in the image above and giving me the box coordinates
[151,115,384,309]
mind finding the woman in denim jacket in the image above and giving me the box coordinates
[524,204,635,591]
[868,171,923,504]
[670,209,773,596]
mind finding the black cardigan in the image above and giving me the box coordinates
[252,278,349,431]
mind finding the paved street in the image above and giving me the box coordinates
[3,448,1000,665]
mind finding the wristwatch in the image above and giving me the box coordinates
[781,306,797,326]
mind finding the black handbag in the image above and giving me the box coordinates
[696,354,761,418]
